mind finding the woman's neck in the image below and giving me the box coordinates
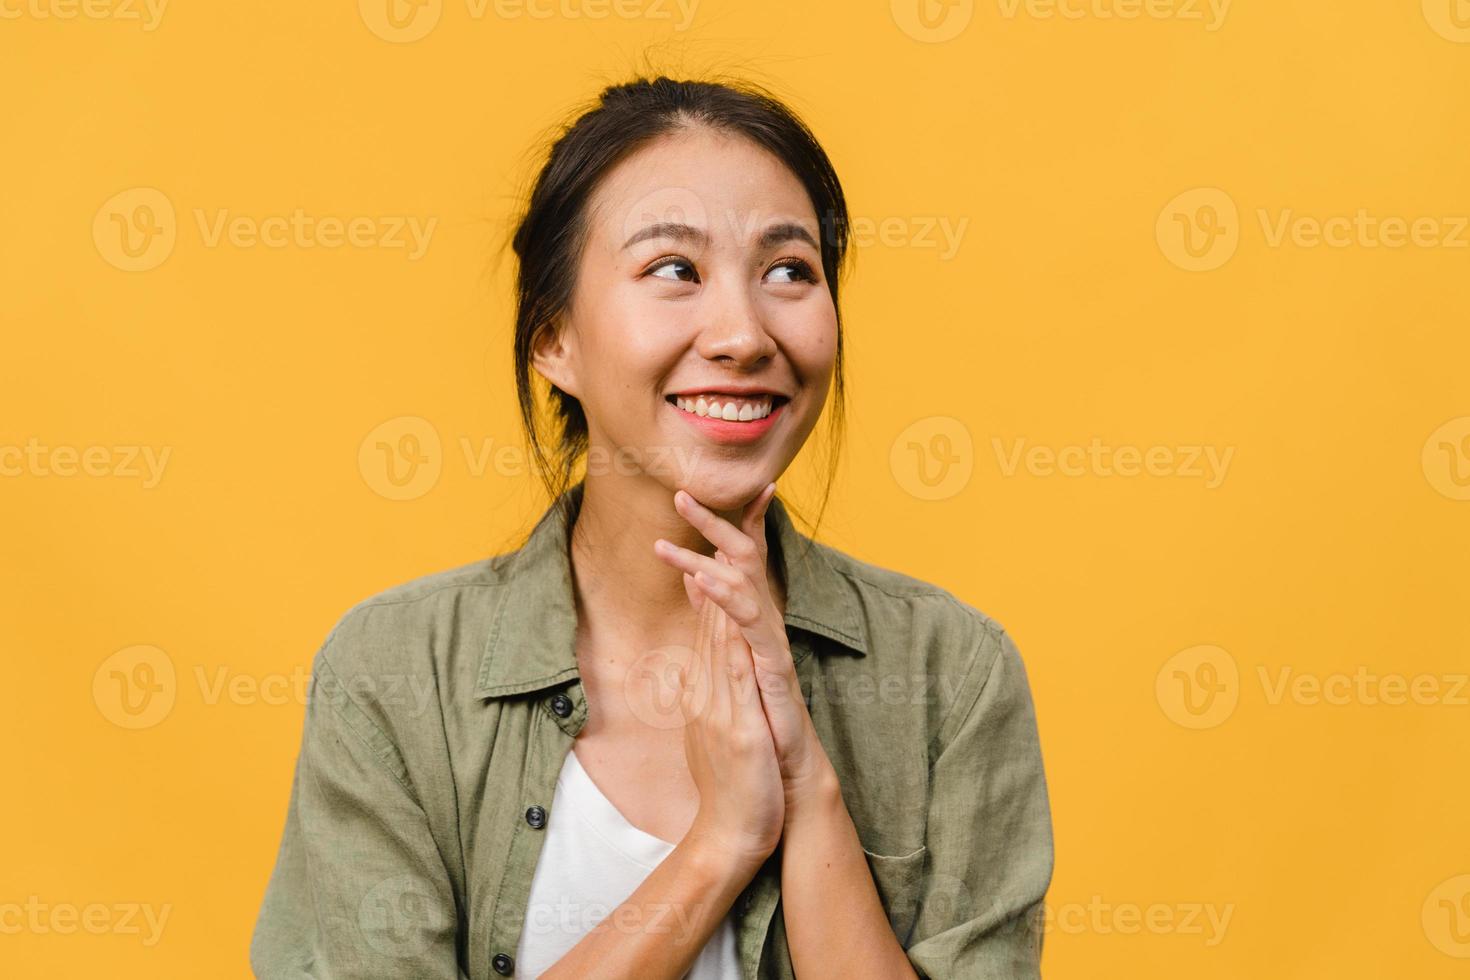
[566,471,784,658]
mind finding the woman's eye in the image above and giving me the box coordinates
[647,257,699,283]
[765,258,817,285]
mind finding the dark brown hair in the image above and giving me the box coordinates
[509,75,852,541]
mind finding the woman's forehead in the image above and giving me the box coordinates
[584,131,818,245]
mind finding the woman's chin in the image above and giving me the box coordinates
[669,472,775,513]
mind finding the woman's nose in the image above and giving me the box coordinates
[694,282,778,366]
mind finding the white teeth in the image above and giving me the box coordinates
[672,394,776,422]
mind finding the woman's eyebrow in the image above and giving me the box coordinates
[758,221,819,251]
[621,220,820,252]
[622,221,708,250]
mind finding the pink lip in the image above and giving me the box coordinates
[667,398,785,445]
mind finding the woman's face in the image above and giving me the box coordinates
[534,125,838,513]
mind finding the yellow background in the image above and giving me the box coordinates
[4,0,1469,976]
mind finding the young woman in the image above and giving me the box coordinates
[252,76,1054,980]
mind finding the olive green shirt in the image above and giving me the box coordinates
[251,482,1054,979]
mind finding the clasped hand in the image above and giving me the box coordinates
[652,483,834,860]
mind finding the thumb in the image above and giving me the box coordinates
[741,482,777,550]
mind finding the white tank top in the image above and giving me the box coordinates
[514,747,743,979]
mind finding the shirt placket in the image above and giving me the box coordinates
[479,636,810,979]
[485,681,585,977]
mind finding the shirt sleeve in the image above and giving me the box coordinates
[904,623,1055,979]
[250,640,467,980]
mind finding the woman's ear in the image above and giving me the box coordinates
[530,320,580,398]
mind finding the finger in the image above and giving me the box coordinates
[655,536,734,600]
[673,489,762,576]
[681,572,703,614]
[753,659,802,711]
[726,625,762,724]
[727,657,758,727]
[654,538,743,589]
[692,568,764,628]
[692,589,717,718]
[709,602,732,723]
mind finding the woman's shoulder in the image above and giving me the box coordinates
[308,552,521,683]
[809,537,1018,659]
[800,542,1044,859]
[805,539,1034,735]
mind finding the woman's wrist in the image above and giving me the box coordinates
[679,824,771,887]
[782,746,842,823]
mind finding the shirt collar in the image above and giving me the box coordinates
[475,481,867,699]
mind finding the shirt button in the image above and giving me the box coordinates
[549,693,572,717]
[491,951,514,975]
[525,804,547,829]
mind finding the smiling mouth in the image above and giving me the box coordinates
[664,393,790,423]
